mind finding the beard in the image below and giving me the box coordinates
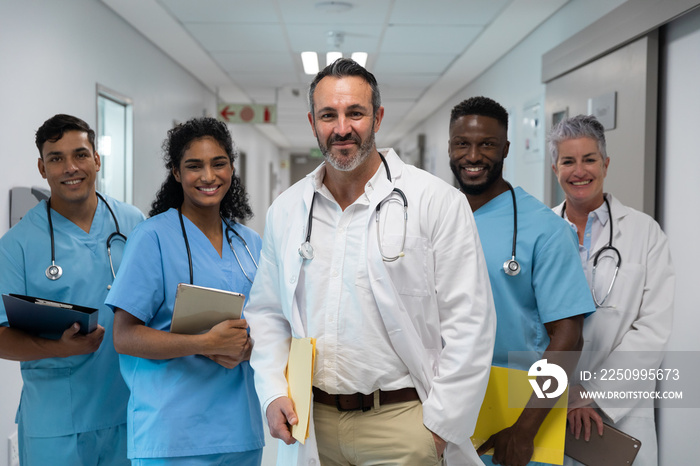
[449,158,504,196]
[317,124,376,172]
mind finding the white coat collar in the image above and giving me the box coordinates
[590,193,630,257]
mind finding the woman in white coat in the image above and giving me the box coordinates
[549,114,674,466]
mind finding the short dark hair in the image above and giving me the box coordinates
[450,96,509,131]
[149,117,253,222]
[35,114,96,157]
[308,58,381,118]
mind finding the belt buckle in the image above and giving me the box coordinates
[335,393,371,412]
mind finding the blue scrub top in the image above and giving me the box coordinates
[473,187,594,370]
[105,208,264,459]
[475,188,594,466]
[0,195,144,437]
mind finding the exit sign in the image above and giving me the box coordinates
[217,103,277,124]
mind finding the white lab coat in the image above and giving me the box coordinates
[247,149,496,466]
[554,194,674,466]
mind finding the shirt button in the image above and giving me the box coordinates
[290,275,297,284]
[331,270,339,278]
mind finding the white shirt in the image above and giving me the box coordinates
[296,164,412,393]
[562,200,609,279]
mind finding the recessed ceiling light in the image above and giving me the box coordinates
[326,51,343,66]
[315,1,353,13]
[301,51,319,75]
[351,52,367,67]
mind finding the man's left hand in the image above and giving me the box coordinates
[431,431,447,458]
[476,425,534,466]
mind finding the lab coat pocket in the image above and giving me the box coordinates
[583,263,645,352]
[591,261,644,313]
[382,235,431,297]
[20,367,74,437]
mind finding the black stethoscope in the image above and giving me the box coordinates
[177,209,259,285]
[298,153,408,262]
[45,192,126,285]
[503,182,521,276]
[560,197,621,307]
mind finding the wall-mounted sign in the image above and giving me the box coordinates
[217,103,277,124]
[587,91,616,130]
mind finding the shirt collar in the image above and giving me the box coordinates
[312,159,385,207]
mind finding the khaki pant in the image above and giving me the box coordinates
[313,399,444,466]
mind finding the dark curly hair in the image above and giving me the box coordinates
[450,96,509,131]
[149,117,253,222]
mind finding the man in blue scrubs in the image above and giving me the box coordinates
[0,114,144,465]
[448,97,594,466]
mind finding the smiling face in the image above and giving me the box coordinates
[38,130,101,212]
[448,114,509,199]
[552,137,609,209]
[308,75,383,173]
[172,136,233,215]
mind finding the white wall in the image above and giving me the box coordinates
[394,0,626,199]
[656,6,700,464]
[0,1,282,464]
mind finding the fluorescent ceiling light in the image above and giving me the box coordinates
[326,51,343,66]
[351,52,368,67]
[301,51,319,75]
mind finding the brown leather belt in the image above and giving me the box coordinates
[312,386,420,412]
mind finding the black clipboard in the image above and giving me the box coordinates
[170,283,245,335]
[565,421,641,466]
[2,293,99,340]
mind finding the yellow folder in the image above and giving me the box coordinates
[286,337,316,444]
[471,365,568,465]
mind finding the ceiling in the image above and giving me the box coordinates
[101,0,568,150]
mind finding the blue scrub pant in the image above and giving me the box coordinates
[18,422,128,466]
[130,449,262,466]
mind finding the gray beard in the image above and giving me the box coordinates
[319,129,375,172]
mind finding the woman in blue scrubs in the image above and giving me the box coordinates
[106,117,264,465]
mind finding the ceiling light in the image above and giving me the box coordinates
[326,51,343,66]
[301,51,319,75]
[351,52,368,67]
[315,1,353,13]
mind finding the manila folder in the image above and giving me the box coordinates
[286,337,316,444]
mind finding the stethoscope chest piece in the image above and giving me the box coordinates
[503,258,520,276]
[46,263,63,280]
[299,241,314,260]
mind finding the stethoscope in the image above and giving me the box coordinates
[298,153,408,262]
[45,192,126,285]
[503,182,521,276]
[560,197,621,307]
[177,209,259,285]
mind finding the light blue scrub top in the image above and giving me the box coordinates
[473,187,594,370]
[474,188,594,466]
[0,195,145,437]
[105,208,264,459]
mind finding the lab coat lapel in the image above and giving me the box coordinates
[282,172,319,339]
[365,151,432,400]
[589,193,628,258]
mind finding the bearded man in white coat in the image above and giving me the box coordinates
[245,58,497,465]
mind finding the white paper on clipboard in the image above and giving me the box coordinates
[170,283,245,335]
